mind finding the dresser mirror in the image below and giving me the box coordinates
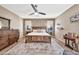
[0,17,10,29]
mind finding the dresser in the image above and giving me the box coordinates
[0,29,19,50]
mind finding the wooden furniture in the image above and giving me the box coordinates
[25,26,51,43]
[25,32,51,44]
[26,30,32,34]
[32,26,46,30]
[0,29,19,50]
[25,35,51,43]
[8,30,19,45]
[63,34,75,49]
[0,30,9,50]
[63,33,79,51]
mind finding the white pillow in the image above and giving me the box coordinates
[41,29,46,32]
[33,30,38,32]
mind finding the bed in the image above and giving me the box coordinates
[25,27,51,43]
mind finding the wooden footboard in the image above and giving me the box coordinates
[25,35,51,43]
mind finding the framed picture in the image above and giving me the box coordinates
[70,14,79,22]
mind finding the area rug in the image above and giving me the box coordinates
[4,39,64,55]
[63,50,79,55]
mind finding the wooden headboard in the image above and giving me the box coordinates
[32,26,46,30]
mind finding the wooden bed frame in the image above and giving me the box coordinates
[25,35,51,43]
[32,26,46,30]
[25,26,51,43]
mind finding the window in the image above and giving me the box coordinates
[47,21,53,29]
[25,21,32,30]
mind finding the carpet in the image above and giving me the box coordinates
[63,50,79,55]
[4,39,64,55]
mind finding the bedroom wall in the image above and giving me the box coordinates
[32,19,47,27]
[55,4,79,43]
[23,19,55,35]
[0,6,23,38]
[24,19,54,27]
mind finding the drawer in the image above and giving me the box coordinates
[0,38,8,42]
[0,39,9,44]
[9,38,17,44]
[0,35,8,38]
[9,39,17,44]
[9,36,16,39]
[0,40,8,50]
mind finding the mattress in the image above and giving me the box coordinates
[27,32,51,36]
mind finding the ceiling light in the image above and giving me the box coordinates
[34,12,38,15]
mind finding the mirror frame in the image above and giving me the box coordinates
[0,16,10,29]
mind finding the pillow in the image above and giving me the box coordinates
[33,30,37,32]
[33,29,46,33]
[41,29,46,32]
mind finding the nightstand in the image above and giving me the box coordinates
[26,30,32,34]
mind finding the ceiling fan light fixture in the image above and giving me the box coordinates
[29,4,46,16]
[34,12,38,15]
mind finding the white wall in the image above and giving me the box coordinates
[0,6,23,38]
[19,18,23,38]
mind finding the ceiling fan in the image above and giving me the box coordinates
[29,4,46,15]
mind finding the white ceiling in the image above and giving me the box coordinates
[1,4,73,18]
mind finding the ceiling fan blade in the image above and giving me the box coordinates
[30,4,46,16]
[39,12,46,15]
[29,13,34,15]
[31,4,38,12]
